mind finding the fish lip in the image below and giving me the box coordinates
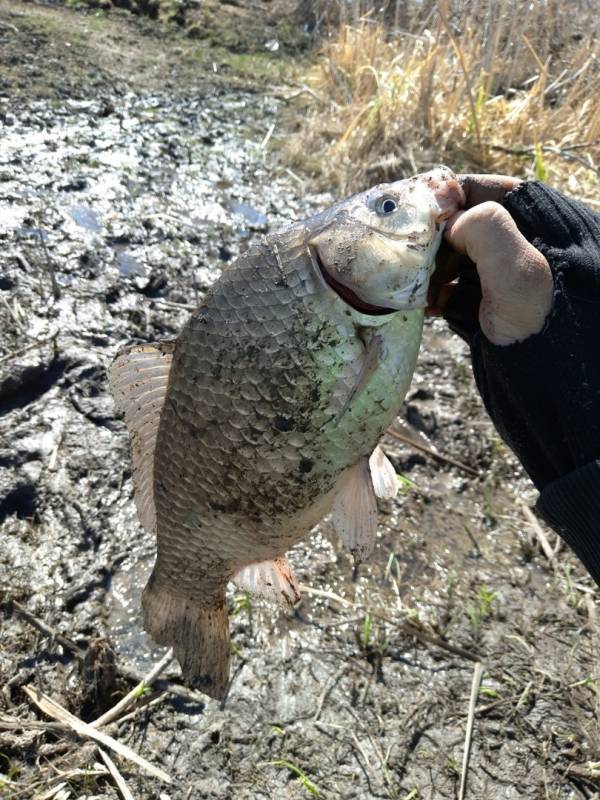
[313,248,397,317]
[420,170,466,222]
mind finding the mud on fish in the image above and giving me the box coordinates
[108,167,465,699]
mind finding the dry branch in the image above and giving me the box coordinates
[11,600,84,659]
[567,762,600,781]
[521,503,557,570]
[90,649,174,729]
[98,747,136,800]
[385,426,479,477]
[23,685,172,783]
[459,661,484,800]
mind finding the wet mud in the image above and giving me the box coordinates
[1,5,599,800]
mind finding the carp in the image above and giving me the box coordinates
[109,167,464,698]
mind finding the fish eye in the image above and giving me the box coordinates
[374,195,398,217]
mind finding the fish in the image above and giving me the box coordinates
[108,167,464,699]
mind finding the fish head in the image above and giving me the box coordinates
[308,166,465,313]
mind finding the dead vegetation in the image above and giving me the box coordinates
[286,0,600,201]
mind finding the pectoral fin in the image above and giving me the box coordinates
[331,457,378,563]
[108,341,174,534]
[369,446,398,500]
[232,556,301,607]
[338,331,383,418]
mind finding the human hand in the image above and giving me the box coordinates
[425,174,600,590]
[428,174,554,345]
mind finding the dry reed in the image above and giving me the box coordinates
[287,0,599,202]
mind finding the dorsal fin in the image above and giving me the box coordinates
[231,556,301,607]
[108,342,174,534]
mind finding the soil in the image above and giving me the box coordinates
[1,3,599,799]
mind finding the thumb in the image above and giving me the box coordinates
[444,202,554,345]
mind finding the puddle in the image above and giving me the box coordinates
[115,250,146,277]
[69,204,102,233]
[228,200,268,228]
[108,552,165,670]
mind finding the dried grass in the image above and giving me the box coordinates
[287,0,600,202]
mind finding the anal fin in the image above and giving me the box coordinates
[331,457,378,563]
[231,556,301,607]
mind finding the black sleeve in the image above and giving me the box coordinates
[537,461,600,586]
[443,181,600,584]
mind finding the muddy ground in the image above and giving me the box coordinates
[1,3,600,799]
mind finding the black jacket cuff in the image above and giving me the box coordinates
[537,460,600,587]
[503,181,600,295]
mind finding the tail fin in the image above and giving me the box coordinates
[142,572,230,700]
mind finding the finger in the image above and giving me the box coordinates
[444,202,530,269]
[459,174,522,209]
[443,202,553,345]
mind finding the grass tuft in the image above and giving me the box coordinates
[266,760,321,797]
[287,1,599,203]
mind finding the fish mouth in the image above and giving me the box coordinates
[314,249,397,316]
[422,169,466,221]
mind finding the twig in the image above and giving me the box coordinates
[0,717,67,732]
[299,584,480,662]
[313,667,346,722]
[0,336,57,365]
[36,229,61,302]
[348,729,380,795]
[344,703,396,794]
[567,762,600,781]
[490,143,600,178]
[105,693,167,730]
[260,122,276,150]
[98,747,135,800]
[385,427,479,477]
[118,666,205,705]
[90,649,174,728]
[149,298,196,311]
[279,84,326,104]
[459,661,484,800]
[11,600,85,659]
[283,167,305,187]
[37,782,70,800]
[23,685,172,783]
[0,294,26,331]
[521,504,557,570]
[219,658,247,711]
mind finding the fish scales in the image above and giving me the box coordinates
[109,167,465,698]
[156,232,407,564]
